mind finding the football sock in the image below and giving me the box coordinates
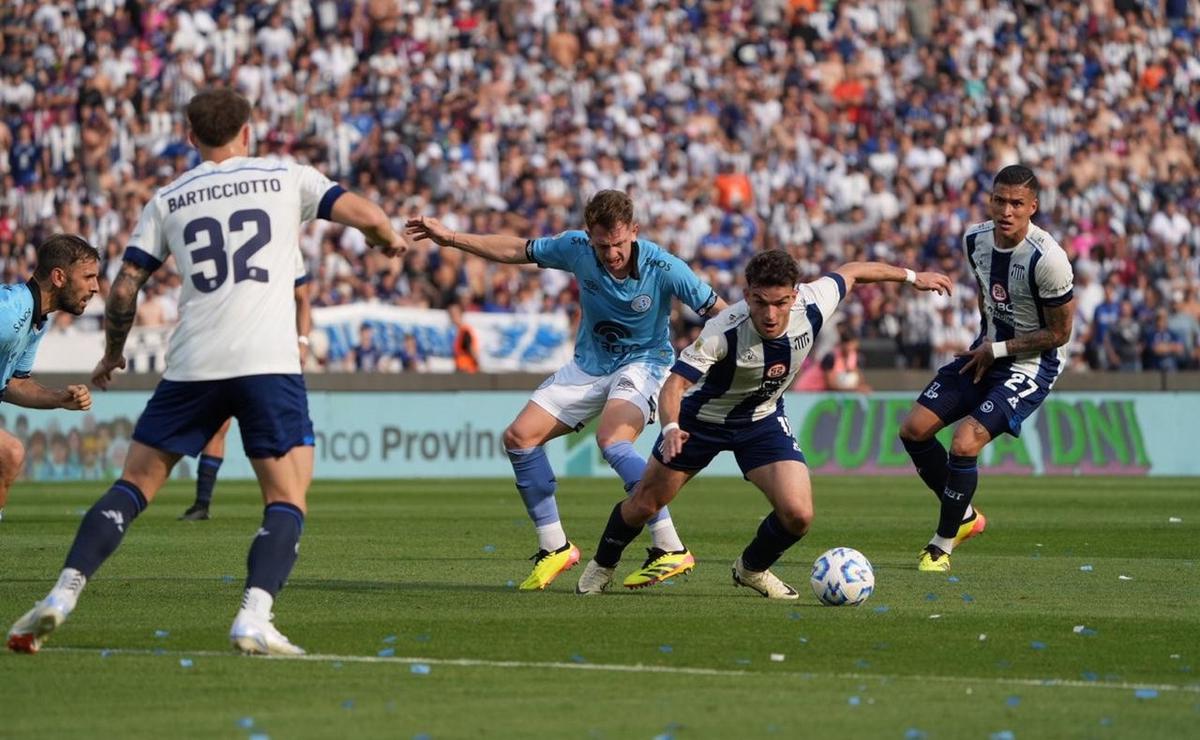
[507,446,561,532]
[245,502,304,597]
[937,454,979,540]
[594,501,644,568]
[195,454,223,506]
[740,512,803,572]
[64,480,147,578]
[903,437,949,501]
[534,521,568,552]
[601,441,680,548]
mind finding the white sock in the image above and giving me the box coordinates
[648,517,685,552]
[241,587,274,618]
[535,522,567,552]
[48,568,87,612]
[929,535,955,554]
[962,504,975,521]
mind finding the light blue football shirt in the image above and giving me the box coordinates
[526,230,717,376]
[0,280,47,397]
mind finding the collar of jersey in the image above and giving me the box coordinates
[25,277,46,330]
[592,239,640,281]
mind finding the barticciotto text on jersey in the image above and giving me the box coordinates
[168,178,283,213]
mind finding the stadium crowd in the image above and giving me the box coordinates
[1,0,1199,373]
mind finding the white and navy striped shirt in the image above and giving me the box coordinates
[963,220,1074,383]
[674,275,845,427]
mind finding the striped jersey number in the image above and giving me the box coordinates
[185,209,272,292]
[1003,371,1039,399]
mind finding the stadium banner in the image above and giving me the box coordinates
[4,391,1193,482]
[31,306,573,374]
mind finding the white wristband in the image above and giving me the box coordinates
[662,422,680,434]
[904,268,917,284]
[298,335,310,346]
[991,341,1009,359]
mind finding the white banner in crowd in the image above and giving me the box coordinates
[33,307,573,374]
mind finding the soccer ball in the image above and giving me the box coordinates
[810,547,875,606]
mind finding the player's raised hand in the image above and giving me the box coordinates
[369,231,407,259]
[956,344,995,384]
[91,355,126,391]
[404,216,453,247]
[61,384,92,411]
[659,426,690,464]
[912,272,954,295]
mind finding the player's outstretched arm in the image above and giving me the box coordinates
[833,261,953,295]
[331,192,406,257]
[92,261,153,389]
[3,377,92,410]
[657,372,696,464]
[403,215,529,264]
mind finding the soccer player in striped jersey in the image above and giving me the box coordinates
[899,165,1075,573]
[577,250,952,597]
[7,88,405,656]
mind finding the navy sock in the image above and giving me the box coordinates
[64,480,147,578]
[594,501,644,568]
[245,502,305,597]
[195,454,223,506]
[903,437,948,500]
[506,447,560,526]
[741,512,803,572]
[937,455,979,539]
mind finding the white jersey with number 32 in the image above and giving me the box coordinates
[126,156,343,381]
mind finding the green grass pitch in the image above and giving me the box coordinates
[1,476,1197,738]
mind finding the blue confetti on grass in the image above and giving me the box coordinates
[1079,564,1094,572]
[152,648,166,656]
[947,576,960,583]
[1075,627,1098,637]
[1099,717,1114,727]
[1006,696,1020,707]
[237,717,255,729]
[378,648,395,657]
[413,735,432,740]
[332,661,343,669]
[249,734,270,740]
[662,578,675,587]
[1082,671,1099,682]
[925,593,938,601]
[154,629,169,638]
[100,649,112,659]
[221,575,235,583]
[848,696,861,706]
[569,654,587,664]
[1031,641,1047,651]
[962,593,975,603]
[411,664,431,675]
[415,634,431,643]
[989,732,1015,740]
[652,735,674,740]
[1134,689,1158,700]
[659,645,673,654]
[873,605,890,613]
[798,637,809,644]
[735,658,752,666]
[505,580,516,588]
[855,659,870,669]
[179,658,193,669]
[788,611,802,620]
[904,731,928,740]
[996,660,1012,670]
[483,545,496,553]
[382,635,397,644]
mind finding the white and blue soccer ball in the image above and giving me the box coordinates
[810,547,875,606]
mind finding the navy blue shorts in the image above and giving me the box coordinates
[133,375,314,459]
[916,357,1052,439]
[652,411,807,477]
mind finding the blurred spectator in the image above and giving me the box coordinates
[1144,309,1186,371]
[397,332,428,373]
[352,323,385,372]
[449,302,478,373]
[1105,301,1143,372]
[794,327,871,393]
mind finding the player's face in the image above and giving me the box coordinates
[746,283,798,338]
[55,258,101,316]
[587,221,639,276]
[989,184,1038,243]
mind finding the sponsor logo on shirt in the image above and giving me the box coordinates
[631,294,652,313]
[991,283,1008,302]
[1010,264,1026,282]
[766,362,787,379]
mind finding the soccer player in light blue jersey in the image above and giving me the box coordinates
[0,234,99,522]
[406,190,727,591]
[577,250,951,598]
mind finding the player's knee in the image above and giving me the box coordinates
[775,505,813,537]
[502,425,531,452]
[949,429,986,457]
[625,492,661,523]
[898,414,933,443]
[0,437,24,482]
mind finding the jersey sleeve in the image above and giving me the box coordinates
[293,249,310,286]
[1034,249,1074,306]
[297,164,346,222]
[123,199,168,272]
[672,314,731,382]
[13,331,44,377]
[524,231,582,271]
[663,253,718,315]
[797,273,846,323]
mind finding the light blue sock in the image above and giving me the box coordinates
[506,446,560,527]
[602,441,670,527]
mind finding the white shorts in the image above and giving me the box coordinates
[530,361,668,430]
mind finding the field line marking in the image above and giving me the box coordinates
[43,647,1200,693]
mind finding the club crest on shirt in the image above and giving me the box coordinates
[630,294,652,313]
[1010,263,1026,282]
[991,283,1008,302]
[766,362,787,379]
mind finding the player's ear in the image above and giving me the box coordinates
[241,124,250,148]
[186,130,197,149]
[629,222,639,240]
[50,265,67,289]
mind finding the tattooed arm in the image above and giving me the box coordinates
[959,299,1075,382]
[92,261,153,389]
